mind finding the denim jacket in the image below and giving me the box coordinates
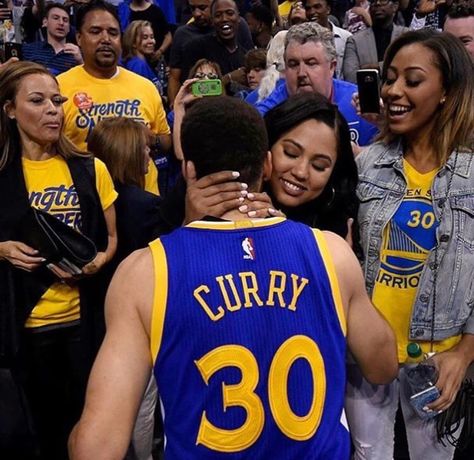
[356,140,474,341]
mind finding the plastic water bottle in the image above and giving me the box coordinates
[405,343,440,419]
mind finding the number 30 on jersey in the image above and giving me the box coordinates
[195,334,326,452]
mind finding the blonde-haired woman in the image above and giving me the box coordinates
[123,20,165,96]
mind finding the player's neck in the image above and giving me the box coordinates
[220,194,266,221]
[220,210,265,221]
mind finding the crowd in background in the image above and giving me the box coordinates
[0,0,474,459]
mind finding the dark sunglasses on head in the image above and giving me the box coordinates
[194,72,219,79]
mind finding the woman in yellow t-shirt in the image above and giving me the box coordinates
[0,62,117,459]
[348,30,474,459]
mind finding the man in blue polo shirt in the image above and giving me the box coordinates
[22,3,83,76]
[253,22,377,146]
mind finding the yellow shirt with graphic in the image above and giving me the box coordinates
[57,65,170,195]
[22,156,117,328]
[372,160,460,362]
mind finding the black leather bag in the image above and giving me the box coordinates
[18,208,97,275]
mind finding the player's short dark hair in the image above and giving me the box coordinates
[247,4,274,29]
[181,97,269,187]
[447,0,474,19]
[43,2,69,20]
[76,0,120,32]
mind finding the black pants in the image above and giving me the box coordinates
[21,324,88,460]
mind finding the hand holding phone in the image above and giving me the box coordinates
[356,69,381,114]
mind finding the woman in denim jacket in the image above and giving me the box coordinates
[346,30,474,460]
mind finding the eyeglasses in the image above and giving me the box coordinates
[194,72,219,80]
[369,0,392,5]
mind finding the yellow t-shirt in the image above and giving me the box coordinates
[22,155,118,328]
[57,65,169,195]
[372,160,460,362]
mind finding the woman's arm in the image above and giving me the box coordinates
[172,78,200,161]
[428,333,474,412]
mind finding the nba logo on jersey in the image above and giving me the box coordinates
[242,237,255,260]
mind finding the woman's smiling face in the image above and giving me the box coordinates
[269,118,337,208]
[381,43,445,140]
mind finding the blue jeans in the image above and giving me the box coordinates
[345,364,456,460]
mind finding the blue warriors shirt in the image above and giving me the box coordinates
[149,218,349,459]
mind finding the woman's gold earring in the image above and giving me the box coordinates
[440,97,446,104]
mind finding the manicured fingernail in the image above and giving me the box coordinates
[40,258,46,262]
[268,208,277,214]
[240,183,248,190]
[248,211,257,217]
[232,171,240,178]
[247,193,254,199]
[240,190,248,196]
[239,205,248,212]
[238,196,245,203]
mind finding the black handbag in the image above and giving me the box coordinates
[18,208,97,275]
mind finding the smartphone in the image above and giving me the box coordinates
[357,69,381,114]
[191,79,222,97]
[4,41,22,60]
[410,385,440,419]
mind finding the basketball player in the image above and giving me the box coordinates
[69,97,397,459]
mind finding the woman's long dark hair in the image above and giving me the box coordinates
[264,93,360,253]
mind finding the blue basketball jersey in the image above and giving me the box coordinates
[150,218,349,459]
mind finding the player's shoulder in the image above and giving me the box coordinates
[318,230,355,269]
[113,246,154,287]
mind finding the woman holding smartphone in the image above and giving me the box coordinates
[346,29,474,460]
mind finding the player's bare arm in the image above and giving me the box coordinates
[69,248,155,460]
[323,231,398,385]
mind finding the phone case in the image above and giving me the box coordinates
[4,42,22,60]
[191,79,222,97]
[410,385,440,419]
[357,69,380,114]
